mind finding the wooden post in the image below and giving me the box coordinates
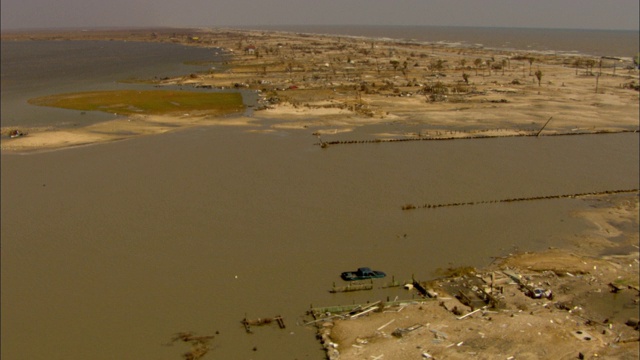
[536,116,553,137]
[491,272,494,294]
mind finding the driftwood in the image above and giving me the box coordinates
[457,306,487,320]
[350,306,378,319]
[392,323,424,337]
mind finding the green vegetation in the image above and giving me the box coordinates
[612,277,639,288]
[28,90,244,116]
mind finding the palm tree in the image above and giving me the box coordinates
[528,57,535,76]
[473,58,482,76]
[431,59,445,73]
[573,59,583,75]
[390,60,400,72]
[585,59,596,75]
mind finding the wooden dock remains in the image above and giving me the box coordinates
[241,315,286,333]
[381,276,408,288]
[329,281,373,293]
[307,298,434,322]
[412,280,428,297]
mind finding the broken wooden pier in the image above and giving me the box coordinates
[241,315,286,333]
[329,280,373,293]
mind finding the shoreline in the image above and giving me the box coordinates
[227,26,638,61]
[2,27,639,153]
[310,192,639,360]
[1,28,638,359]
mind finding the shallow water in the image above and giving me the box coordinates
[2,37,639,360]
[1,40,227,128]
[2,127,638,359]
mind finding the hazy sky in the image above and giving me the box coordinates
[1,0,639,31]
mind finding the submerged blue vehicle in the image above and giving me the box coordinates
[341,267,386,281]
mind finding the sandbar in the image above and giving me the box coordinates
[2,27,638,152]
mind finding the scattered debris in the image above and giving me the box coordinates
[167,332,215,360]
[625,318,639,330]
[391,323,424,338]
[8,129,27,138]
[241,315,285,333]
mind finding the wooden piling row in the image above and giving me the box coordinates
[329,281,374,293]
[316,129,638,147]
[401,189,639,211]
[241,315,286,333]
[381,276,407,288]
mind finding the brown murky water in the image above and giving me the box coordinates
[1,128,638,359]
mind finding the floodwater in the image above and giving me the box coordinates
[0,40,228,128]
[1,37,639,360]
[2,127,638,359]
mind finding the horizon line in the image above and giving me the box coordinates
[1,23,639,33]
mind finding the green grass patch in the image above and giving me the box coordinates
[28,90,244,116]
[612,277,639,288]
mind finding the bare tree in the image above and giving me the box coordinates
[534,70,543,87]
[585,59,596,75]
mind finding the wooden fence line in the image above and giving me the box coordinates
[402,189,639,211]
[317,129,638,147]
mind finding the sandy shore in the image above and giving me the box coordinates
[1,27,638,152]
[1,114,256,153]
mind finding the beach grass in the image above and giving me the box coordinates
[28,90,244,116]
